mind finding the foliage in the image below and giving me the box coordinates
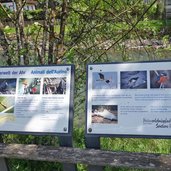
[0,8,8,19]
[137,20,164,37]
[24,9,45,20]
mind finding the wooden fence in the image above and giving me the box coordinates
[0,143,171,170]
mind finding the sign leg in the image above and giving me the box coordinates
[0,158,9,171]
[85,136,104,171]
[59,136,77,171]
[0,135,9,171]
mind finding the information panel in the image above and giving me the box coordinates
[0,65,74,135]
[86,61,171,137]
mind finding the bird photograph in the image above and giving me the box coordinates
[0,79,17,94]
[97,73,112,84]
[43,77,66,94]
[91,105,118,124]
[18,78,41,95]
[150,70,171,89]
[92,71,117,89]
[120,71,147,89]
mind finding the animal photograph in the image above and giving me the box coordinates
[0,79,17,94]
[92,105,118,124]
[120,71,147,89]
[18,78,41,95]
[92,72,117,89]
[150,70,171,89]
[43,77,66,94]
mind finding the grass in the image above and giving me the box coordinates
[101,137,171,154]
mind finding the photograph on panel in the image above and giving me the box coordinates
[150,70,171,88]
[0,96,15,123]
[18,78,41,95]
[0,79,17,94]
[43,77,66,94]
[92,72,117,89]
[120,71,147,89]
[92,105,118,124]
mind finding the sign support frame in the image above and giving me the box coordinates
[59,135,77,171]
[0,135,9,171]
[85,136,104,171]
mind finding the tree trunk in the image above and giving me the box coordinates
[15,0,29,65]
[48,1,56,64]
[41,0,49,63]
[0,21,11,65]
[56,0,68,64]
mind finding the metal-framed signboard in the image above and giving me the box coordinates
[0,65,74,135]
[86,61,171,138]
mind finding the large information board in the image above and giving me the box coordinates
[0,65,74,135]
[86,61,171,138]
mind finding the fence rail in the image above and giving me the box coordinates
[0,143,171,170]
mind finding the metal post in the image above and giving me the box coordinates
[0,135,9,171]
[85,136,104,171]
[59,136,77,171]
[0,158,9,171]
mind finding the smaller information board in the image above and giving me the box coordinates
[86,61,171,137]
[0,65,74,135]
